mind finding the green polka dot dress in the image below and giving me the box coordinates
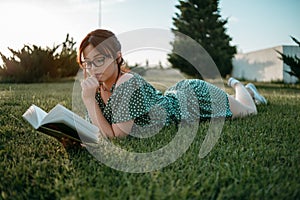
[95,72,232,133]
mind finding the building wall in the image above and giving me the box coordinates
[232,46,284,82]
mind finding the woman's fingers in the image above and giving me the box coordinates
[81,76,99,90]
[81,76,97,86]
[81,76,99,99]
[59,137,83,149]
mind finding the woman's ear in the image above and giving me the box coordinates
[116,51,122,64]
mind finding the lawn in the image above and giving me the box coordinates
[0,79,299,199]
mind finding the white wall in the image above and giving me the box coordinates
[232,46,284,82]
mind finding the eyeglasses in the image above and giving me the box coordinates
[82,56,108,69]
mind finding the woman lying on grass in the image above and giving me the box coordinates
[78,29,267,139]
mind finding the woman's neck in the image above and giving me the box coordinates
[102,69,120,93]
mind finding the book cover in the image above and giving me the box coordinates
[22,104,99,143]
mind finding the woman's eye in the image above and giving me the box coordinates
[95,58,105,65]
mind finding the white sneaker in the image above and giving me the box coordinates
[245,83,268,105]
[227,77,240,88]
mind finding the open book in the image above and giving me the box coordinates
[22,104,99,144]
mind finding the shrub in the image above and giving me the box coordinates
[0,34,79,83]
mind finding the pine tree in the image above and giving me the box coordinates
[168,0,236,78]
[277,36,300,80]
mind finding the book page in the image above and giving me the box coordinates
[22,104,47,129]
[41,104,99,142]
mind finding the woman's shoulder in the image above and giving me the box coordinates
[116,72,134,87]
[115,72,147,88]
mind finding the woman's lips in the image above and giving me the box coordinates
[94,73,103,79]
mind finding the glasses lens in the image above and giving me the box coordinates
[93,57,105,67]
[82,56,107,69]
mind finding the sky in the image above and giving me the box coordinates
[0,0,299,66]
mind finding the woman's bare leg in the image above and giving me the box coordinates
[228,81,257,118]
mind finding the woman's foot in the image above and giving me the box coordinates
[245,83,268,105]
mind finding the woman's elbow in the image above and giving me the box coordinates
[113,131,129,138]
[112,122,133,138]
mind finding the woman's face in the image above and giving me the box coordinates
[82,44,117,82]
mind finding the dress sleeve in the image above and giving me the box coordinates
[108,74,160,124]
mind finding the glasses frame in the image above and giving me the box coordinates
[81,56,109,69]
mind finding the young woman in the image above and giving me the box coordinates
[78,29,267,138]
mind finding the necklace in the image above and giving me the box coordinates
[100,71,122,93]
[101,83,116,93]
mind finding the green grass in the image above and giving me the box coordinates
[0,81,299,199]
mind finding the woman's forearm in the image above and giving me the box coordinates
[83,99,115,138]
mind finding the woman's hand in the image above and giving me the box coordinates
[81,76,99,101]
[58,137,83,149]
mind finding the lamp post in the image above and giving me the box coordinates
[98,0,102,27]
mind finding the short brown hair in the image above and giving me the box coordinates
[77,29,126,71]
